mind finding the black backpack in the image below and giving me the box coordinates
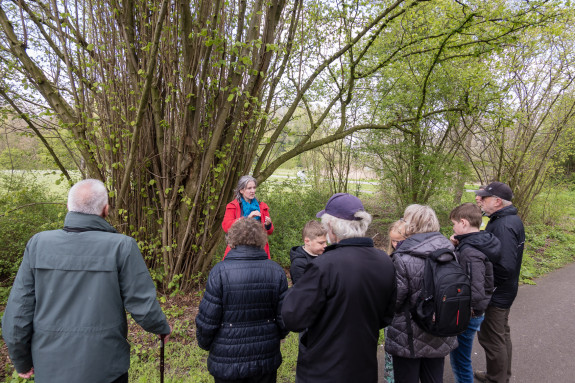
[410,248,471,337]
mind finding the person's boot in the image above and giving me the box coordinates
[474,370,487,382]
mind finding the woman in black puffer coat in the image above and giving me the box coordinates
[196,218,289,383]
[385,204,458,383]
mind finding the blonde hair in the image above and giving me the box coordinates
[402,204,440,236]
[321,211,372,241]
[387,219,407,254]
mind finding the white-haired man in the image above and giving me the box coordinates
[472,181,525,383]
[2,179,171,383]
[281,193,397,383]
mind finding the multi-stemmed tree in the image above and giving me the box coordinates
[0,0,560,289]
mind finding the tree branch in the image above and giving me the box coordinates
[117,0,170,206]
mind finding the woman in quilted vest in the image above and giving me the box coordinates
[385,204,458,383]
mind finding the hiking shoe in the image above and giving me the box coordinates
[474,370,487,382]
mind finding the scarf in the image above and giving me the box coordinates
[240,196,261,221]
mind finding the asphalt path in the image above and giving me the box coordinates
[378,261,575,382]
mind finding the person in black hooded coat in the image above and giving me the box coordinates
[196,218,288,383]
[448,203,502,383]
[289,220,327,285]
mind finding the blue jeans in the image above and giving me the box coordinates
[450,315,484,383]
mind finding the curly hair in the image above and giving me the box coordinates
[227,217,268,249]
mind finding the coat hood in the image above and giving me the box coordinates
[393,232,454,259]
[455,231,502,264]
[290,245,308,263]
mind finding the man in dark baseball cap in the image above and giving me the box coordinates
[469,181,525,383]
[315,192,365,221]
[473,182,514,201]
[282,193,396,383]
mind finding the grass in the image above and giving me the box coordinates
[267,169,379,194]
[0,170,78,201]
[518,188,575,283]
[128,341,213,383]
[124,307,298,383]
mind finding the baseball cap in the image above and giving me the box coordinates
[316,193,365,221]
[473,182,513,201]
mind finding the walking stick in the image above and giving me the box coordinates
[160,334,166,383]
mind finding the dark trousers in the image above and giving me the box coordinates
[392,355,444,383]
[214,372,277,383]
[110,372,128,383]
[477,305,512,383]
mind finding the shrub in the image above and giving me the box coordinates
[0,173,66,302]
[258,179,331,267]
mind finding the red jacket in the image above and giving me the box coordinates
[222,199,274,258]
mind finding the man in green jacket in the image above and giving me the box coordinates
[2,179,171,383]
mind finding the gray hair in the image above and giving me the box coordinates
[68,179,109,215]
[500,198,513,207]
[321,211,372,241]
[402,204,440,236]
[234,175,257,201]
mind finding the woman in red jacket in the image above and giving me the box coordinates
[222,175,274,258]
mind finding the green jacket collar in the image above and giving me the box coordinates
[63,211,117,233]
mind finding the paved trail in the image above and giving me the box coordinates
[378,261,575,383]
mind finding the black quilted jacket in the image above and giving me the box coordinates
[195,245,289,380]
[385,232,458,358]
